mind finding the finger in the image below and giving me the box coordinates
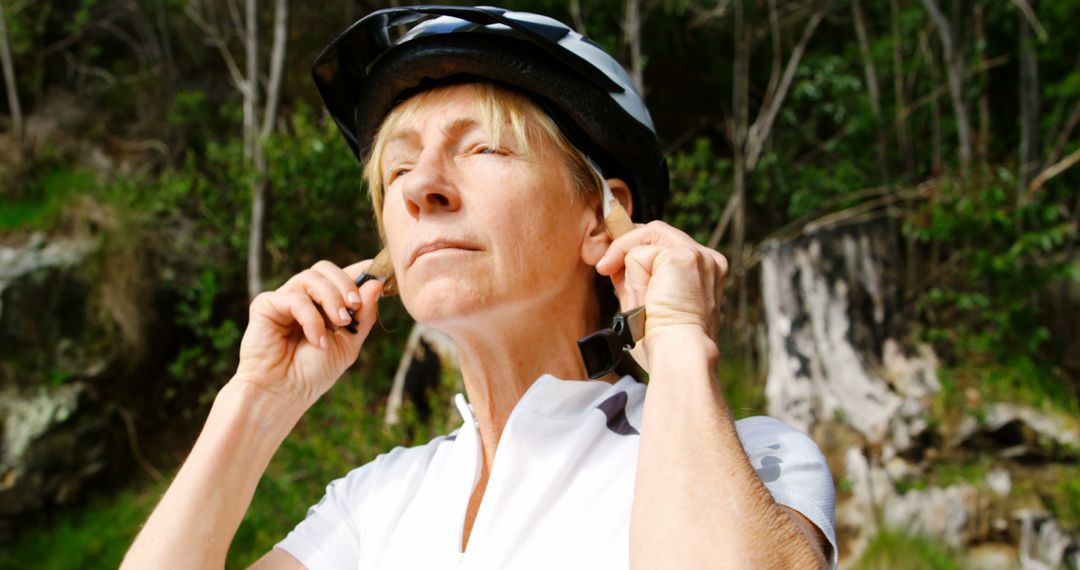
[353,278,383,333]
[342,258,376,281]
[329,278,383,352]
[312,260,363,308]
[257,291,328,348]
[596,220,700,275]
[297,270,354,327]
[709,250,730,280]
[619,244,663,309]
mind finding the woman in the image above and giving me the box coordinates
[123,6,837,569]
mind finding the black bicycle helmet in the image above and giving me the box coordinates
[312,5,668,222]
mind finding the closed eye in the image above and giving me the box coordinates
[387,166,411,184]
[470,144,509,156]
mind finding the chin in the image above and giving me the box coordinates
[401,277,495,325]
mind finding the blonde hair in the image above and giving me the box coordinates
[362,82,603,241]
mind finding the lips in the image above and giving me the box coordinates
[408,239,482,267]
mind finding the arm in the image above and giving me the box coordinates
[630,330,829,569]
[120,380,307,569]
[595,221,831,569]
[121,260,384,569]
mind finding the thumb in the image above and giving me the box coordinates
[616,244,661,309]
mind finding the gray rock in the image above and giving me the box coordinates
[0,234,124,540]
[952,403,1078,455]
[1016,510,1080,570]
[761,222,939,449]
[986,468,1012,497]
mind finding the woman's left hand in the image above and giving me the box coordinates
[594,221,728,369]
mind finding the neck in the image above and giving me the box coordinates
[439,272,617,468]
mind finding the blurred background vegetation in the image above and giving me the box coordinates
[0,0,1076,568]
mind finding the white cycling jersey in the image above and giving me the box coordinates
[276,373,838,569]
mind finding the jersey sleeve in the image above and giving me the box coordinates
[273,460,378,570]
[735,415,839,569]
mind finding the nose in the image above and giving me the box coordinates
[400,152,462,219]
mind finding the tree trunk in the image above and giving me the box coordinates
[919,0,973,178]
[974,3,990,163]
[922,29,943,174]
[1017,0,1040,199]
[0,1,23,146]
[248,0,287,300]
[890,0,915,176]
[623,0,644,94]
[243,0,258,166]
[385,324,460,426]
[570,0,586,33]
[245,0,261,299]
[761,220,939,444]
[851,0,889,179]
[745,0,834,171]
[731,0,749,335]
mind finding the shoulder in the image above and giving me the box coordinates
[735,415,839,569]
[327,431,458,504]
[274,431,458,567]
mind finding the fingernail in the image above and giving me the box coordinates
[319,335,328,349]
[347,292,361,305]
[596,256,609,269]
[338,307,351,322]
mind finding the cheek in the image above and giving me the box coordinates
[379,197,412,276]
[488,195,583,280]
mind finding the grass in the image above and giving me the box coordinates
[0,169,98,232]
[855,527,966,570]
[935,356,1079,420]
[0,478,166,570]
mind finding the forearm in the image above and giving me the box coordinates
[122,379,307,569]
[629,331,825,569]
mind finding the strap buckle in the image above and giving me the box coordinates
[576,306,645,379]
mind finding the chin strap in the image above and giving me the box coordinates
[576,162,647,379]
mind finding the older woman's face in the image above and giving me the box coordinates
[379,84,593,327]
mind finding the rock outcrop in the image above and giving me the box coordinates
[760,220,1080,569]
[0,232,144,540]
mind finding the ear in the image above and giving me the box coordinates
[580,178,633,266]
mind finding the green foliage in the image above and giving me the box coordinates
[1055,469,1080,530]
[760,53,876,221]
[0,167,95,228]
[932,456,994,488]
[263,102,382,279]
[908,171,1077,413]
[667,137,731,243]
[856,527,965,570]
[166,269,241,397]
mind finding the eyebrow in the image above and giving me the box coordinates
[384,117,485,152]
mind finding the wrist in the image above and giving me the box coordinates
[643,326,720,366]
[215,377,309,444]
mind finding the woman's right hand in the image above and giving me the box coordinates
[232,259,384,409]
